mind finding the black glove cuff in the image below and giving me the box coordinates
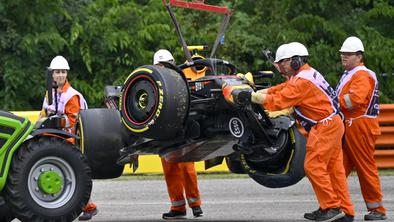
[236,90,252,105]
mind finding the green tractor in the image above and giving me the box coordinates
[0,69,92,222]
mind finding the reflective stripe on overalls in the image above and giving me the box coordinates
[294,68,340,132]
[366,201,384,210]
[336,65,379,126]
[171,197,200,208]
[187,197,200,205]
[171,199,186,207]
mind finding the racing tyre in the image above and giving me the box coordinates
[120,65,189,140]
[0,198,15,222]
[242,126,306,188]
[225,152,245,174]
[5,137,92,222]
[78,108,128,179]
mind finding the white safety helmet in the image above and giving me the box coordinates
[281,42,309,60]
[153,49,174,65]
[49,55,70,70]
[339,36,364,53]
[274,44,289,63]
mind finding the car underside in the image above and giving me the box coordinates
[77,58,306,188]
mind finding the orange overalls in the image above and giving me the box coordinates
[161,159,201,211]
[336,64,385,214]
[161,67,203,212]
[264,64,354,216]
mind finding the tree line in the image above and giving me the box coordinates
[0,0,393,110]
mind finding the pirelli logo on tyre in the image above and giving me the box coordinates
[155,84,164,118]
[229,117,244,138]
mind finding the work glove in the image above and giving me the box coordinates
[251,91,267,104]
[265,107,294,118]
[236,72,254,84]
[256,88,268,94]
[222,84,253,106]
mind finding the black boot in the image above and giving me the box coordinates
[162,210,186,220]
[305,208,353,222]
[192,206,203,218]
[333,214,354,222]
[364,210,387,221]
[304,208,321,220]
[315,208,345,222]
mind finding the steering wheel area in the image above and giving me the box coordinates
[178,58,237,76]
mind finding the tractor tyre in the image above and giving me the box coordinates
[5,137,92,222]
[120,65,189,140]
[0,198,15,222]
[77,108,128,179]
[242,126,306,188]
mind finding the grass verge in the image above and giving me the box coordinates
[110,169,394,181]
[113,172,248,181]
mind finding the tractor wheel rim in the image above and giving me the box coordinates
[38,171,63,194]
[28,156,76,208]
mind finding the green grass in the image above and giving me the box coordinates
[110,172,248,181]
[379,169,394,176]
[348,169,394,176]
[108,169,394,181]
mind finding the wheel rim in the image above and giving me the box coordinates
[138,92,148,109]
[123,75,158,125]
[28,156,76,208]
[38,171,63,194]
[243,128,295,174]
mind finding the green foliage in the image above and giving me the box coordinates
[0,0,393,110]
[0,0,70,110]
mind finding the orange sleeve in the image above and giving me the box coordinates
[263,79,307,111]
[64,95,81,128]
[267,82,287,94]
[339,71,373,110]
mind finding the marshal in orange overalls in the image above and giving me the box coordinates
[263,64,354,216]
[161,66,204,213]
[336,64,385,214]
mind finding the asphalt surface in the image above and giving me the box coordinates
[9,174,393,222]
[72,175,393,222]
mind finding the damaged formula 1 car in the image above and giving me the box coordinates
[77,0,306,189]
[77,57,306,188]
